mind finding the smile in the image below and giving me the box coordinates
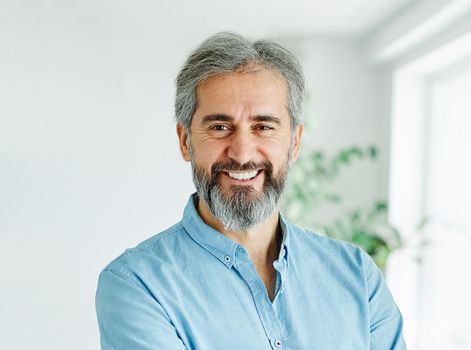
[226,170,259,181]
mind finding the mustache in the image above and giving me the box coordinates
[211,160,273,175]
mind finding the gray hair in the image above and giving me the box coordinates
[175,32,305,132]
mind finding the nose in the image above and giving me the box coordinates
[227,129,258,165]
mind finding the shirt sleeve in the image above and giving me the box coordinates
[95,267,187,350]
[362,250,407,350]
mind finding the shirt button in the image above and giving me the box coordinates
[224,256,231,262]
[274,340,282,348]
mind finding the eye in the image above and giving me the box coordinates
[255,124,274,131]
[211,124,230,131]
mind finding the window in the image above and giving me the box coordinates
[418,60,471,350]
[389,48,471,350]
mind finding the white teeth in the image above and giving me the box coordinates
[227,170,258,180]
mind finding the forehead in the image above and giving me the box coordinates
[194,69,289,117]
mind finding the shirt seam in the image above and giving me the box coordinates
[360,250,372,334]
[136,223,184,251]
[100,268,181,345]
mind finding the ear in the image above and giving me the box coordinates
[176,123,191,162]
[290,124,303,162]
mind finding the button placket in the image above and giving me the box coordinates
[234,246,285,349]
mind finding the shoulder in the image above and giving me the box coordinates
[287,220,365,257]
[100,222,191,281]
[286,220,385,300]
[285,220,372,273]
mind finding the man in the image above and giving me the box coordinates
[96,32,406,349]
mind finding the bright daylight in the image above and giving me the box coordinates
[1,0,470,349]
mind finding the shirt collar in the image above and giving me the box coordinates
[181,193,290,269]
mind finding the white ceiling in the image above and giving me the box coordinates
[84,0,417,42]
[1,0,420,65]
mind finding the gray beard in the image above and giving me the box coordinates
[191,158,289,232]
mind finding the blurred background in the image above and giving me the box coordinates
[1,0,470,349]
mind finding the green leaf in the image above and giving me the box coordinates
[368,145,378,159]
[374,201,388,212]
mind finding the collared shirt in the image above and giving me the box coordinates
[96,194,406,349]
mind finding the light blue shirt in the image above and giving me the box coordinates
[96,194,406,349]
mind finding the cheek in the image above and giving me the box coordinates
[262,139,292,160]
[192,144,224,169]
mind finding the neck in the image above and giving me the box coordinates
[196,197,281,264]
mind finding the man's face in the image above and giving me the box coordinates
[177,68,303,231]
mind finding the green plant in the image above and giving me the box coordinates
[283,145,402,270]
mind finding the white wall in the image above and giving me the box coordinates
[0,4,385,350]
[0,2,194,349]
[284,37,387,222]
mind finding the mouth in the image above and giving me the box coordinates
[221,169,262,182]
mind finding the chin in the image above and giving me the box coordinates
[221,184,261,198]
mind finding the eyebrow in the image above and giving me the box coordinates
[202,114,234,123]
[201,114,281,125]
[251,115,281,125]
